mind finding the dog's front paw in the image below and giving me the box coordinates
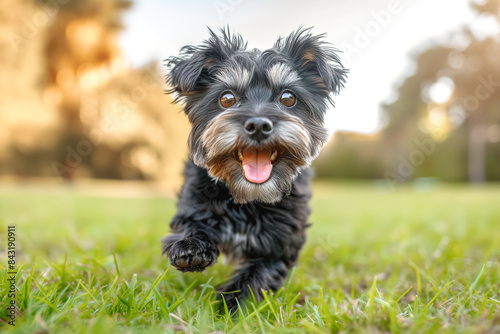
[168,238,218,272]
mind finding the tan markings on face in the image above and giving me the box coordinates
[201,111,241,160]
[276,116,312,162]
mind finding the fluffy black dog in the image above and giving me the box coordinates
[162,27,346,311]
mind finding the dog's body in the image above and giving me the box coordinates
[164,161,311,310]
[162,28,346,311]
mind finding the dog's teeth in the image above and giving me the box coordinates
[270,150,278,162]
[238,150,244,161]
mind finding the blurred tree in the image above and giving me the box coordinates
[315,0,500,183]
[451,34,500,182]
[472,0,500,19]
[0,0,51,176]
[459,0,500,182]
[44,0,131,180]
[0,0,190,188]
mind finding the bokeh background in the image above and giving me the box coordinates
[0,0,499,191]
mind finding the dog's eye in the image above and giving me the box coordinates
[220,92,236,108]
[280,91,296,107]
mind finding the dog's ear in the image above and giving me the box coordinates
[166,49,208,95]
[166,28,247,98]
[276,27,348,96]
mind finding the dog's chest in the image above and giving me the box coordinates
[218,230,249,260]
[214,204,274,259]
[217,216,257,259]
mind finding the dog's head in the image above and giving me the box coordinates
[166,27,347,204]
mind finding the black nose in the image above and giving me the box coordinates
[244,117,273,141]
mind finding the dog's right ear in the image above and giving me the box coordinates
[166,48,208,96]
[166,28,246,99]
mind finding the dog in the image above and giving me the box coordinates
[162,27,347,311]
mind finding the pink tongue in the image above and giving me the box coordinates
[242,149,272,184]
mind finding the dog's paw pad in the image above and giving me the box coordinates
[175,258,190,268]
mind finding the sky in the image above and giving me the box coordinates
[118,0,486,135]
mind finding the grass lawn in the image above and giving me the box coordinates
[0,181,499,333]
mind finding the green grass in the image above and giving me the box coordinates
[0,182,499,333]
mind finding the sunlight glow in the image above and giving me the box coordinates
[428,77,455,104]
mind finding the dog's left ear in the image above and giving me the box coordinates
[277,28,348,95]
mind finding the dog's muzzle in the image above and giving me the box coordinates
[240,117,275,183]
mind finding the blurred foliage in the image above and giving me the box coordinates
[1,0,498,185]
[315,0,500,183]
[0,0,189,187]
[472,0,500,19]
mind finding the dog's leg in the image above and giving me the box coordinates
[217,257,293,312]
[162,162,226,272]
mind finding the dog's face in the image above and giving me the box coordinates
[166,28,347,204]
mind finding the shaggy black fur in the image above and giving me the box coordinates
[163,161,311,311]
[162,27,347,312]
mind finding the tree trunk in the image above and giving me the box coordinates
[468,118,486,183]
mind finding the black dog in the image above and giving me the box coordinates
[162,27,347,311]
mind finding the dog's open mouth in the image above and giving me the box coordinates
[236,149,280,184]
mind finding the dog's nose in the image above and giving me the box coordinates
[244,117,273,141]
